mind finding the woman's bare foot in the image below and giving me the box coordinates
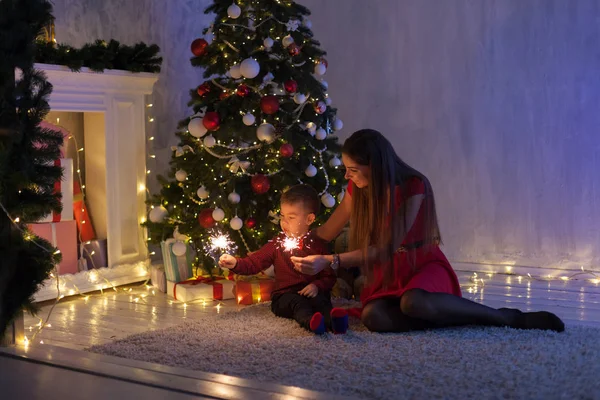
[499,308,565,332]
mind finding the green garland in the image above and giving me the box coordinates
[35,39,162,73]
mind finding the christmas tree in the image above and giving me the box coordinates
[0,0,63,336]
[145,0,345,274]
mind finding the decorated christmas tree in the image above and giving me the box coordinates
[145,0,345,274]
[0,0,63,336]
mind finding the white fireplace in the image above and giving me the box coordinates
[30,63,159,302]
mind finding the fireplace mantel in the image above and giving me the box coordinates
[30,63,159,301]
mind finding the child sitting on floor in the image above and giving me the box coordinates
[219,184,348,335]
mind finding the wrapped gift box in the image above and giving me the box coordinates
[39,158,74,223]
[73,180,96,242]
[150,265,167,293]
[234,278,276,305]
[167,277,235,302]
[161,239,193,282]
[28,221,78,275]
[79,239,107,269]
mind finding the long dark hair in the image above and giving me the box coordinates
[342,129,442,282]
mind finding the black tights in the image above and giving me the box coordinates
[361,289,565,333]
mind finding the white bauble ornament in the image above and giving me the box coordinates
[293,93,306,104]
[203,135,216,148]
[320,81,328,90]
[314,63,327,76]
[230,216,243,230]
[227,3,241,19]
[197,186,210,199]
[188,118,208,138]
[229,64,242,79]
[329,156,342,167]
[148,206,168,223]
[263,37,274,49]
[303,19,312,29]
[175,170,188,182]
[305,122,317,135]
[256,123,275,143]
[325,97,332,106]
[282,35,294,48]
[212,207,225,221]
[333,118,344,131]
[242,113,255,126]
[315,128,327,140]
[240,58,260,79]
[337,191,345,203]
[172,242,187,256]
[321,193,336,208]
[228,191,241,204]
[314,101,327,114]
[305,164,317,177]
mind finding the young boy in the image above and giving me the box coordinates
[219,184,348,335]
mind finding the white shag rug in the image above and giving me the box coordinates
[88,302,600,399]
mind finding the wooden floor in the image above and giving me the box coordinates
[23,270,600,350]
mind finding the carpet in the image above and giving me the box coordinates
[88,302,600,399]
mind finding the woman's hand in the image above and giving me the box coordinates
[218,254,237,269]
[298,283,318,298]
[290,255,330,276]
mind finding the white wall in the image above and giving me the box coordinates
[51,0,600,272]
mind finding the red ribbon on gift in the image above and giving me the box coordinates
[173,275,232,301]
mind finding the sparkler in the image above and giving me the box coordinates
[282,236,301,253]
[204,230,238,264]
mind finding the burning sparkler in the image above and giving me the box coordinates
[204,230,237,264]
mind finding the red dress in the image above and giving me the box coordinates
[346,178,462,305]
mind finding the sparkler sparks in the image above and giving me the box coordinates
[204,230,238,264]
[282,236,300,252]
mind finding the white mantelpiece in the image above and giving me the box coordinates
[30,63,159,301]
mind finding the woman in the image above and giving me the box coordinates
[291,129,564,332]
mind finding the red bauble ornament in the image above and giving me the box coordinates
[236,84,250,97]
[196,82,211,97]
[284,80,298,93]
[251,174,270,194]
[198,208,216,229]
[191,38,208,57]
[220,91,231,100]
[288,43,300,56]
[260,95,279,115]
[245,217,257,229]
[203,111,220,131]
[280,143,294,158]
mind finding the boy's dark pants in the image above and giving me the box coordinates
[271,287,333,331]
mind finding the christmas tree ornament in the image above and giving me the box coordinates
[280,143,294,158]
[228,156,250,173]
[337,190,345,203]
[198,208,216,229]
[333,118,344,131]
[197,186,210,199]
[315,128,327,140]
[149,205,168,223]
[212,207,225,221]
[293,93,306,104]
[282,35,294,48]
[314,62,327,76]
[245,217,257,229]
[240,58,260,79]
[203,111,220,130]
[175,170,188,182]
[319,58,329,68]
[321,193,336,208]
[228,191,241,204]
[288,43,300,56]
[260,95,279,114]
[256,123,275,142]
[172,242,187,256]
[242,113,255,126]
[227,3,242,19]
[230,216,244,230]
[314,101,327,114]
[191,38,208,56]
[329,156,342,167]
[284,80,298,93]
[305,122,317,135]
[251,174,270,194]
[305,164,317,177]
[220,91,231,100]
[302,18,312,29]
[229,64,242,79]
[173,226,190,242]
[263,37,274,49]
[236,84,250,97]
[196,82,211,97]
[325,97,332,106]
[188,117,208,138]
[203,135,216,148]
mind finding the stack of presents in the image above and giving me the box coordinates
[28,121,108,276]
[150,236,276,305]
